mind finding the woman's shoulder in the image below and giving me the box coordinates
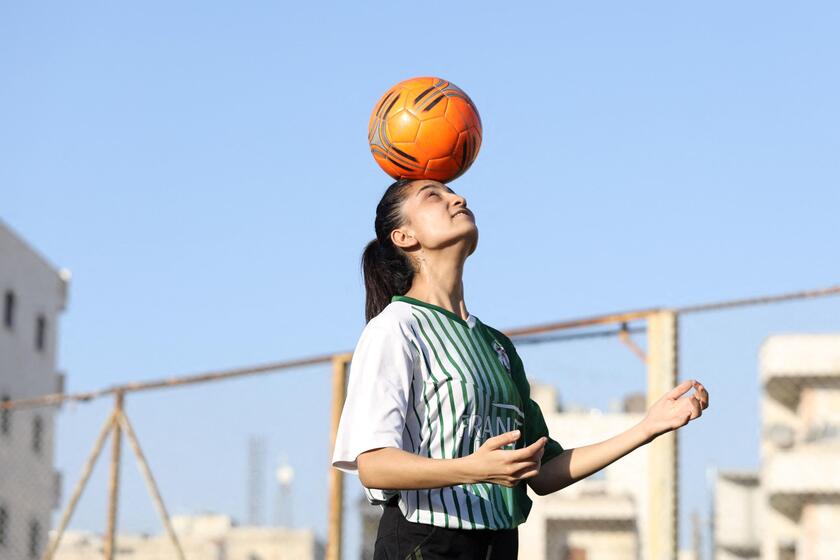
[364,300,418,335]
[352,302,421,357]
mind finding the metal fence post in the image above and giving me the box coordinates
[647,311,679,560]
[327,353,351,560]
[103,391,124,560]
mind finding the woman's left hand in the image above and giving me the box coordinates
[640,379,709,441]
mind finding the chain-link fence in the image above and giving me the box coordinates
[687,296,840,560]
[2,358,337,560]
[1,286,839,560]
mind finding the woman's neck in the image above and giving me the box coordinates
[402,258,469,321]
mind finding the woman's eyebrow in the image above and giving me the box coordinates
[416,184,454,196]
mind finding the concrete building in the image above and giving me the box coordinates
[0,220,69,560]
[712,469,761,559]
[358,382,654,559]
[760,334,840,559]
[523,383,650,560]
[51,512,325,560]
[713,334,840,560]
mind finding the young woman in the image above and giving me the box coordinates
[331,178,710,559]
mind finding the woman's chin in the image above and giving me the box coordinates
[466,230,479,256]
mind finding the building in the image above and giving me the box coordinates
[51,512,325,560]
[523,383,650,560]
[760,334,840,559]
[711,469,761,559]
[713,334,840,560]
[0,220,69,560]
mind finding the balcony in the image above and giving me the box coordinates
[764,448,840,519]
[760,334,840,410]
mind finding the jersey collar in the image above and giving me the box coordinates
[391,295,477,329]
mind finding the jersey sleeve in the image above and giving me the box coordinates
[331,323,415,476]
[523,391,565,466]
[487,326,565,466]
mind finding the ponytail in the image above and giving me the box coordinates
[362,179,416,322]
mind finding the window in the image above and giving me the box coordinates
[3,291,14,329]
[1,395,9,436]
[805,421,840,443]
[32,415,43,455]
[28,519,40,559]
[0,505,7,547]
[35,315,47,352]
[778,543,796,560]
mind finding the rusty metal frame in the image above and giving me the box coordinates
[0,283,835,560]
[40,392,187,560]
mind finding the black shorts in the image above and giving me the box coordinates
[373,495,519,560]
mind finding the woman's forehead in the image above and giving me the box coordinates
[410,180,454,195]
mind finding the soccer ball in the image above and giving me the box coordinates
[368,77,482,183]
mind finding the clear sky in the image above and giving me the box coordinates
[2,1,839,557]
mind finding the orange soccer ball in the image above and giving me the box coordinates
[368,77,482,183]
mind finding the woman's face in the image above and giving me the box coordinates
[393,179,478,256]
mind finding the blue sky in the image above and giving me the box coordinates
[2,1,839,556]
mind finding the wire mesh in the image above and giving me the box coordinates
[2,362,333,560]
[1,287,839,560]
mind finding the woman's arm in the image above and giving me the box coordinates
[528,378,709,496]
[527,421,651,496]
[358,430,548,490]
[358,447,475,489]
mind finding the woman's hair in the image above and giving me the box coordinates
[362,178,417,323]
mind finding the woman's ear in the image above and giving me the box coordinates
[391,227,417,251]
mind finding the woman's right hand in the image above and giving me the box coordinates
[464,430,548,488]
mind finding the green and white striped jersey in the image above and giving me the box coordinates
[331,295,564,530]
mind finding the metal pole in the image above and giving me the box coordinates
[2,283,838,413]
[103,391,124,560]
[118,409,187,560]
[647,311,679,560]
[326,353,351,560]
[42,409,117,560]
